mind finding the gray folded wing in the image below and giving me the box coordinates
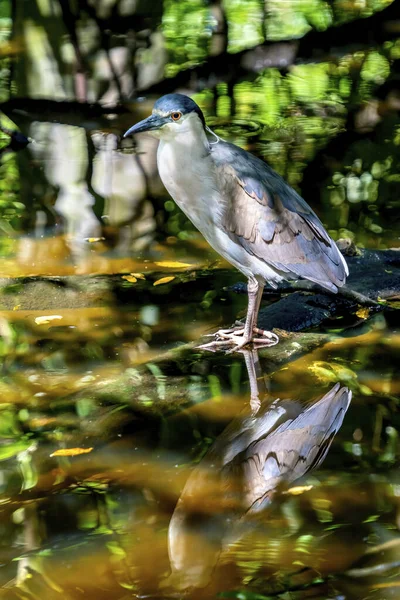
[212,141,348,291]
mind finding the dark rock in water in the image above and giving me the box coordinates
[229,247,400,332]
[257,292,357,332]
[343,248,400,300]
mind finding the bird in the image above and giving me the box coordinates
[124,93,348,351]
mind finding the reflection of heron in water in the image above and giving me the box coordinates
[165,349,351,591]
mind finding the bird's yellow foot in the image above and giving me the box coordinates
[198,326,279,353]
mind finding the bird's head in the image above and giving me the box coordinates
[123,93,206,140]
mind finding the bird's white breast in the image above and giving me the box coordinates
[156,134,283,285]
[157,137,222,236]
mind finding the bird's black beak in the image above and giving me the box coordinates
[123,114,166,137]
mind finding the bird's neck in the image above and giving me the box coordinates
[158,124,210,159]
[157,124,213,194]
[156,125,218,233]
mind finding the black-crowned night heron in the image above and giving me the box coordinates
[124,94,348,351]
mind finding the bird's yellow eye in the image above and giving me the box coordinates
[171,112,182,121]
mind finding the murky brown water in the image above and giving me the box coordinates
[0,239,398,599]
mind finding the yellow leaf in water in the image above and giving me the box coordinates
[50,447,93,457]
[122,275,137,283]
[13,304,20,311]
[85,237,105,243]
[35,315,63,325]
[356,307,370,319]
[131,273,145,280]
[286,485,313,496]
[153,276,175,286]
[154,261,192,268]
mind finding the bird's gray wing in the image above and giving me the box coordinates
[212,141,348,291]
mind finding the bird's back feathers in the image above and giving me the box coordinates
[212,141,348,291]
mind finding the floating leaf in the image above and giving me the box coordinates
[50,447,93,457]
[286,485,313,496]
[85,237,105,243]
[153,276,175,286]
[120,583,136,590]
[356,307,370,319]
[122,275,137,283]
[154,261,192,268]
[34,315,63,325]
[131,272,145,280]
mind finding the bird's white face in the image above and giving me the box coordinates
[149,110,204,140]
